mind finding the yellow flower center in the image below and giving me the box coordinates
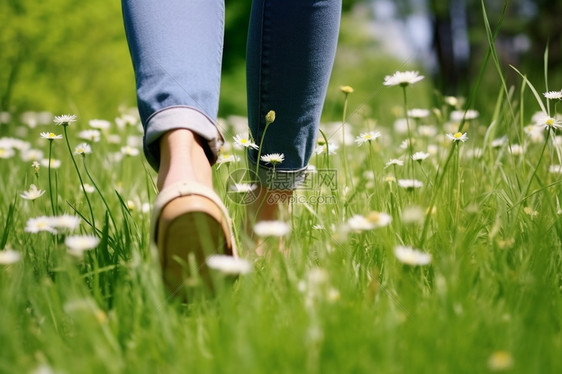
[453,132,463,138]
[366,211,380,223]
[546,118,555,126]
[49,133,55,137]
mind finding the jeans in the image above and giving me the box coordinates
[122,0,341,189]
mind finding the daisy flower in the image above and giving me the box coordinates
[354,131,382,146]
[65,235,100,257]
[121,145,140,156]
[229,183,258,193]
[53,114,77,126]
[385,159,404,168]
[52,214,81,230]
[0,248,21,265]
[260,153,285,165]
[383,71,424,87]
[21,148,44,162]
[543,90,562,100]
[394,245,431,266]
[216,153,240,168]
[407,108,431,118]
[450,109,479,121]
[340,85,354,94]
[253,220,291,237]
[206,255,252,275]
[25,216,57,234]
[78,129,101,142]
[88,119,111,129]
[41,158,61,168]
[491,135,507,148]
[487,351,514,371]
[40,132,63,140]
[83,183,96,193]
[534,113,562,131]
[233,134,258,150]
[20,184,46,200]
[315,142,338,155]
[397,179,423,189]
[549,165,562,174]
[346,211,392,232]
[74,143,92,155]
[412,151,430,162]
[0,147,15,159]
[446,132,469,142]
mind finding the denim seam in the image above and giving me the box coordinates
[146,105,225,143]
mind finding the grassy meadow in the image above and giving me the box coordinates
[1,5,562,374]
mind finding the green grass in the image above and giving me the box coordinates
[1,6,562,374]
[1,71,561,373]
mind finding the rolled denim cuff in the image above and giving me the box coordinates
[248,157,309,191]
[144,106,224,171]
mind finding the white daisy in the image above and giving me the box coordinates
[444,96,460,107]
[52,214,81,230]
[533,113,562,131]
[543,90,562,100]
[74,143,92,155]
[121,146,140,156]
[354,131,382,146]
[261,153,285,165]
[394,245,431,266]
[446,132,469,142]
[216,153,240,167]
[78,129,101,142]
[418,125,437,137]
[40,158,61,168]
[407,108,431,118]
[40,132,63,140]
[412,152,430,162]
[549,165,562,174]
[0,248,21,265]
[229,183,258,193]
[25,216,57,234]
[383,71,424,87]
[397,179,423,189]
[491,135,507,148]
[315,142,338,155]
[233,134,258,150]
[20,148,44,162]
[53,114,77,126]
[206,255,252,275]
[0,147,15,159]
[83,183,96,193]
[450,109,479,121]
[508,144,524,155]
[253,220,291,237]
[65,235,100,257]
[385,159,404,168]
[88,119,111,129]
[20,184,45,200]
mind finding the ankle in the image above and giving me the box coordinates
[157,129,213,190]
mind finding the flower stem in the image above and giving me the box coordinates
[63,126,96,232]
[255,122,271,182]
[341,94,352,187]
[82,156,117,231]
[402,86,414,178]
[47,140,56,216]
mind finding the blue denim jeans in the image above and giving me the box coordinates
[122,0,341,189]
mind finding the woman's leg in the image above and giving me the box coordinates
[246,0,342,217]
[121,0,225,182]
